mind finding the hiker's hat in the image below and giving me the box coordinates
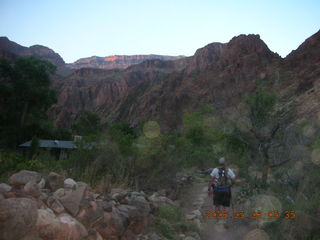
[219,157,225,165]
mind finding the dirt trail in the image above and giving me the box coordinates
[181,182,256,240]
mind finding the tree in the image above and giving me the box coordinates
[72,112,101,136]
[234,88,294,185]
[0,57,57,147]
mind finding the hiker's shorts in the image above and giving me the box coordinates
[213,188,231,207]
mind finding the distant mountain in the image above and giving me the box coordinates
[66,55,186,69]
[0,37,65,67]
[1,31,319,131]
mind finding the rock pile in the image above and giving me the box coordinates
[0,170,176,240]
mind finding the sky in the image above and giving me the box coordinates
[0,0,319,63]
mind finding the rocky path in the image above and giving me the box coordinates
[181,182,256,240]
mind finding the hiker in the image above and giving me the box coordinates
[208,157,236,227]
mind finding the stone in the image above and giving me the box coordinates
[76,200,104,228]
[150,233,162,240]
[47,196,65,214]
[148,193,174,209]
[127,195,150,216]
[59,185,86,216]
[193,219,201,229]
[191,209,202,217]
[47,172,64,191]
[97,200,113,212]
[37,178,46,189]
[184,237,196,240]
[0,198,38,240]
[64,178,78,189]
[96,211,126,239]
[86,229,104,240]
[36,209,88,240]
[0,183,12,193]
[53,188,67,198]
[23,180,41,197]
[8,170,41,186]
[185,214,197,220]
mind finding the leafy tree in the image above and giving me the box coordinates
[0,57,57,147]
[72,112,101,136]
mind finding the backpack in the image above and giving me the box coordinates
[215,167,231,193]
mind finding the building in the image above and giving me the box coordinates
[19,139,77,160]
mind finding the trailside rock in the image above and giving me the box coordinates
[148,193,175,209]
[35,209,88,240]
[47,172,64,191]
[59,185,86,216]
[64,178,78,189]
[127,195,150,216]
[0,183,12,193]
[23,180,41,197]
[0,198,38,240]
[76,200,104,228]
[8,170,41,186]
[47,196,65,214]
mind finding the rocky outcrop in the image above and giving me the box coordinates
[0,36,65,66]
[67,55,185,69]
[0,170,177,240]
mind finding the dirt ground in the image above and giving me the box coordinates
[181,182,257,240]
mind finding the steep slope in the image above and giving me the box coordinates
[49,34,283,130]
[67,55,186,69]
[0,37,65,67]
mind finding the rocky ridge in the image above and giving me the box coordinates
[67,55,186,69]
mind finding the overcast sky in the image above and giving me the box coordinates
[0,0,319,63]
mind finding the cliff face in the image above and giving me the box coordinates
[1,31,320,131]
[0,37,65,67]
[66,54,185,69]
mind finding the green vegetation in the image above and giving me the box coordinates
[153,205,199,239]
[0,58,319,239]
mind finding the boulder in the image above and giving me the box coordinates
[127,195,150,216]
[96,211,128,239]
[59,185,86,216]
[23,180,41,197]
[64,178,78,189]
[0,183,12,193]
[97,200,113,212]
[37,178,46,189]
[47,196,65,214]
[76,200,104,228]
[148,193,175,209]
[47,172,64,191]
[36,209,88,240]
[8,170,41,186]
[0,198,38,240]
[86,229,104,240]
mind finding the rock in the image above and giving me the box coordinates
[64,178,78,189]
[53,188,67,198]
[127,195,150,216]
[193,219,201,229]
[0,193,4,200]
[0,183,12,193]
[148,193,174,209]
[191,209,202,217]
[86,229,104,240]
[37,178,46,189]
[184,237,196,240]
[185,214,197,220]
[47,172,64,191]
[0,198,38,240]
[76,200,104,228]
[47,196,65,214]
[59,185,86,216]
[96,211,127,239]
[150,233,162,240]
[8,170,41,186]
[117,204,142,220]
[23,180,41,197]
[97,200,113,212]
[36,209,88,240]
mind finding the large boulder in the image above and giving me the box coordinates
[59,185,86,216]
[148,192,175,209]
[8,170,41,186]
[47,172,64,191]
[47,196,65,214]
[96,211,128,239]
[0,198,38,240]
[36,209,88,240]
